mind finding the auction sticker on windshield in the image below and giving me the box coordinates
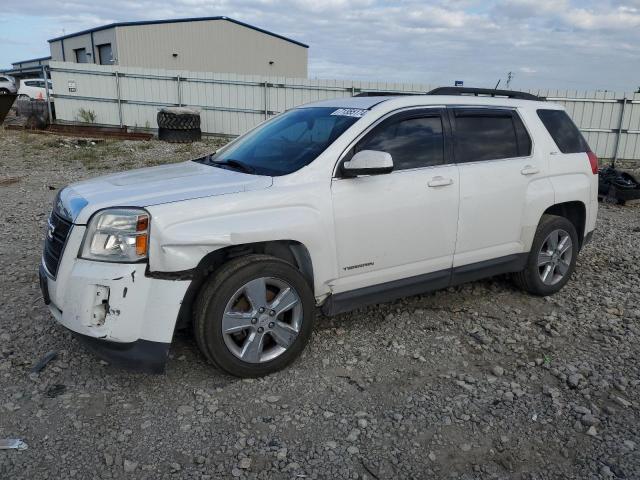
[331,108,367,118]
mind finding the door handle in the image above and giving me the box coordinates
[521,165,540,175]
[428,176,453,187]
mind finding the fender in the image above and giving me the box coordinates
[146,181,336,298]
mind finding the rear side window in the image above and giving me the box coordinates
[453,110,531,163]
[537,109,589,153]
[356,115,444,170]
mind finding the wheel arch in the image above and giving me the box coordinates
[174,240,314,330]
[542,201,587,248]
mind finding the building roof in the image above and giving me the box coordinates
[47,16,308,48]
[12,56,51,66]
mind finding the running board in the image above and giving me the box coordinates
[322,253,528,316]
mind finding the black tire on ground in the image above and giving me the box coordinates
[158,127,201,143]
[512,214,579,296]
[0,89,9,95]
[157,110,200,130]
[193,255,316,378]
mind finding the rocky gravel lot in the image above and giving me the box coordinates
[1,129,639,479]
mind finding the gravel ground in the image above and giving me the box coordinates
[1,129,639,480]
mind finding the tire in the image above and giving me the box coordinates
[193,255,316,377]
[0,89,9,95]
[157,110,200,130]
[513,214,579,296]
[158,127,201,143]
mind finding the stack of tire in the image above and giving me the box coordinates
[157,107,201,143]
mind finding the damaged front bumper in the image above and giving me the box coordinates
[40,225,190,373]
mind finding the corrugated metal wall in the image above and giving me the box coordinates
[116,20,307,76]
[49,61,640,160]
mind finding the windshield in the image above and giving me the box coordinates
[204,107,364,176]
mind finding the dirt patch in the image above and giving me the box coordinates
[0,176,21,186]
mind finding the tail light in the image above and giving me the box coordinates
[587,151,598,175]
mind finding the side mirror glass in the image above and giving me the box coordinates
[342,150,393,177]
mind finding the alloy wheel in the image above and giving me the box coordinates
[537,229,573,285]
[222,277,303,363]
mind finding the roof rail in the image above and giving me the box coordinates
[427,87,543,101]
[354,91,423,97]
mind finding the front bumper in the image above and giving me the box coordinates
[40,225,190,372]
[71,330,170,374]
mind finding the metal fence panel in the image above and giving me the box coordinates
[49,61,640,160]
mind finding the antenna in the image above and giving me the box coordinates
[494,79,501,89]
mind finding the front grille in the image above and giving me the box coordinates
[43,212,72,277]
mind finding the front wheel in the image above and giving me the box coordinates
[193,255,316,377]
[513,214,579,296]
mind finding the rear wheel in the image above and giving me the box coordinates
[0,89,9,95]
[193,255,315,377]
[513,214,579,296]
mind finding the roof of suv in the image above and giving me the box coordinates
[303,95,558,111]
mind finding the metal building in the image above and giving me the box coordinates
[2,56,51,82]
[47,16,308,77]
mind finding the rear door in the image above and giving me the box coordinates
[331,108,460,293]
[450,107,548,269]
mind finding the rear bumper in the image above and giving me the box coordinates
[71,329,170,374]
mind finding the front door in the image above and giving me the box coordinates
[330,108,460,294]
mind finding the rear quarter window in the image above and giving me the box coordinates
[537,109,589,154]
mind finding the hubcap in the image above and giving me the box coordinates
[222,277,302,363]
[537,229,573,286]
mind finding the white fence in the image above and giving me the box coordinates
[49,61,640,161]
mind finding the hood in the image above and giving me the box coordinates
[58,159,273,224]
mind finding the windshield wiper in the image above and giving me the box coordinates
[211,158,256,174]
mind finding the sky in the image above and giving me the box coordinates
[2,0,639,92]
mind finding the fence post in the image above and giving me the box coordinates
[42,65,54,124]
[263,82,271,120]
[114,71,123,128]
[177,75,182,106]
[613,96,627,164]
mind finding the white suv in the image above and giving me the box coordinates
[18,78,52,100]
[40,88,598,377]
[0,75,17,95]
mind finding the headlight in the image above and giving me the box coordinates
[80,208,150,262]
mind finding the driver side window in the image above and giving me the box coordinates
[355,114,444,170]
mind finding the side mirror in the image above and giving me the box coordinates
[341,150,393,177]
